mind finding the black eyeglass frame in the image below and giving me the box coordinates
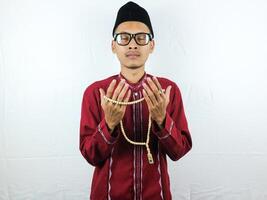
[113,32,153,46]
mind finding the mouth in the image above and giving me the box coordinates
[126,52,141,59]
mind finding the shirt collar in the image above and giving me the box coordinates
[118,71,147,91]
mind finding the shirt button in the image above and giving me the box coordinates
[134,92,138,96]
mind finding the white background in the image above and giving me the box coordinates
[1,0,267,199]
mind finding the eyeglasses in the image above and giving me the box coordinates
[113,32,153,46]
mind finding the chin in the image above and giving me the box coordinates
[125,65,142,69]
[124,64,143,69]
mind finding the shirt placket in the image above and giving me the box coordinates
[133,90,142,200]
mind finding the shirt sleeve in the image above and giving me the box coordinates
[151,83,192,161]
[79,84,120,166]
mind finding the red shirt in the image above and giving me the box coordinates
[79,72,192,200]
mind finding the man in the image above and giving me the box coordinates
[79,1,192,200]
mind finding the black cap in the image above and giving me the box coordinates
[112,1,154,39]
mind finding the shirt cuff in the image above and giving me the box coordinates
[151,112,174,140]
[97,118,119,144]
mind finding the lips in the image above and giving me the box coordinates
[126,52,140,57]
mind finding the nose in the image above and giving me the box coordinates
[128,37,138,49]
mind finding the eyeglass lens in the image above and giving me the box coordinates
[115,33,151,46]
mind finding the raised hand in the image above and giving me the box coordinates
[142,76,172,126]
[99,79,131,132]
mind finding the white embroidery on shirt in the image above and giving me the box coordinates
[108,147,114,200]
[158,120,174,140]
[98,124,116,144]
[133,93,137,200]
[140,90,143,200]
[157,142,164,200]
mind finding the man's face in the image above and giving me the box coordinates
[112,21,155,69]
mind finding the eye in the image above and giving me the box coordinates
[120,34,130,40]
[136,34,147,40]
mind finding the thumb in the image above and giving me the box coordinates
[165,85,172,105]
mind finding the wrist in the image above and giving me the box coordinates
[106,123,119,137]
[105,120,115,132]
[107,124,115,132]
[156,116,166,129]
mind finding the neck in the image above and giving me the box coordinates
[120,65,145,84]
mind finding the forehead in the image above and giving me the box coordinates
[115,21,150,33]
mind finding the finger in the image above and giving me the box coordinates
[114,84,129,110]
[165,85,172,104]
[143,82,157,106]
[99,88,105,105]
[152,76,166,97]
[153,76,168,95]
[121,89,131,112]
[112,79,126,100]
[117,82,129,102]
[106,79,117,98]
[142,88,153,109]
[147,77,163,102]
[124,89,131,102]
[152,76,163,91]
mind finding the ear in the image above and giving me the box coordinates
[149,40,155,53]
[111,40,116,54]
